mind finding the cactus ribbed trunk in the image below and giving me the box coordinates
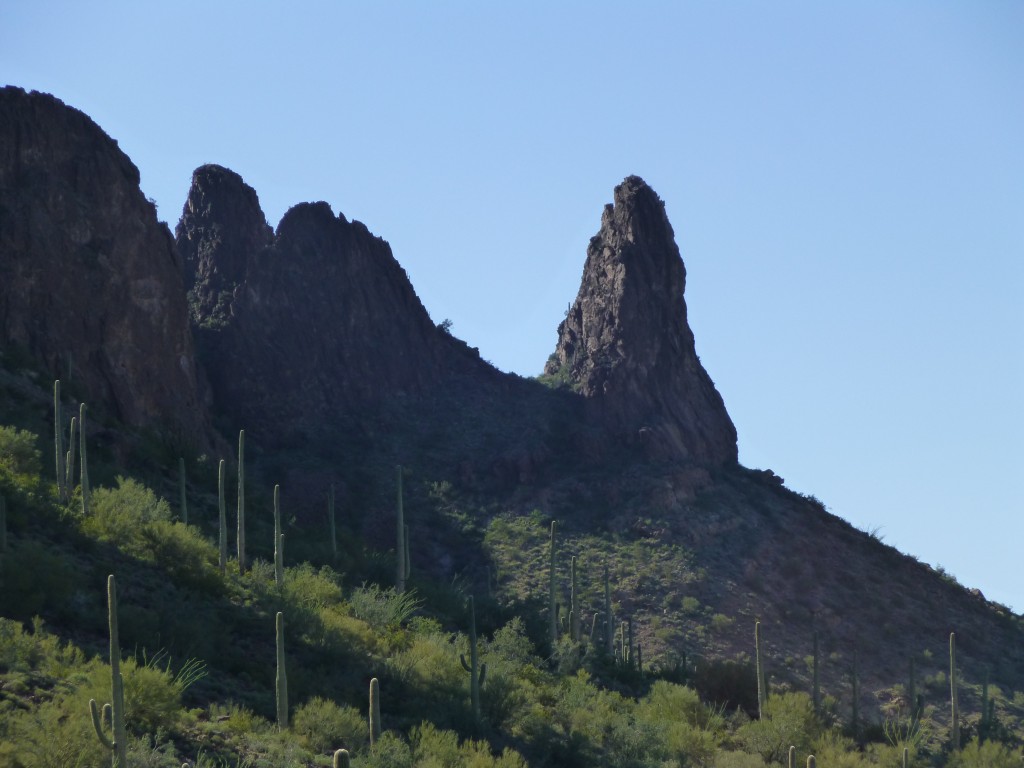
[237,430,246,573]
[0,493,6,554]
[65,416,77,493]
[549,521,558,647]
[333,749,351,768]
[217,460,227,574]
[755,621,766,719]
[396,466,406,592]
[460,595,487,724]
[89,574,127,767]
[79,404,90,515]
[369,677,381,746]
[276,612,288,729]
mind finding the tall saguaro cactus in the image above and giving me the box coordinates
[460,595,488,723]
[80,403,90,515]
[950,632,959,750]
[548,520,558,647]
[369,677,381,746]
[851,650,860,742]
[396,466,406,592]
[755,621,767,719]
[237,430,246,573]
[65,416,77,494]
[218,460,227,574]
[333,749,351,768]
[89,574,127,767]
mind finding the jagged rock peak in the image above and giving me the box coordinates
[0,87,213,448]
[546,175,738,465]
[175,164,273,325]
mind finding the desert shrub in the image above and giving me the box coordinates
[84,476,172,546]
[292,696,366,754]
[714,750,767,768]
[140,519,220,591]
[948,740,1024,768]
[0,692,109,768]
[738,692,823,764]
[0,616,84,677]
[361,731,413,768]
[410,721,529,768]
[349,584,422,629]
[0,424,42,477]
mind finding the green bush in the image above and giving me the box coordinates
[737,692,822,764]
[361,731,413,768]
[292,696,366,754]
[348,584,422,629]
[0,425,42,477]
[0,616,84,677]
[948,740,1024,768]
[84,476,172,545]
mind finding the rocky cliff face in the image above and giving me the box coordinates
[0,87,211,447]
[175,166,482,447]
[546,176,737,465]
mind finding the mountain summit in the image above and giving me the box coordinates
[545,176,737,465]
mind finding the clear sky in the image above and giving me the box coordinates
[3,2,1022,609]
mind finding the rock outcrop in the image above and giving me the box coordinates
[175,167,481,446]
[546,176,737,465]
[0,87,211,447]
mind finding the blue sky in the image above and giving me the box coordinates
[3,1,1022,610]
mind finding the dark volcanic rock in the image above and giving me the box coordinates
[546,176,737,465]
[0,87,211,447]
[175,165,273,326]
[175,172,479,446]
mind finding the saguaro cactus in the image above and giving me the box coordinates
[788,745,796,768]
[218,460,227,574]
[369,677,381,746]
[755,621,767,719]
[237,430,246,573]
[178,458,188,525]
[333,750,351,768]
[460,595,488,723]
[276,612,288,729]
[89,575,127,767]
[807,756,816,768]
[548,520,558,646]
[65,416,77,493]
[80,403,90,515]
[950,632,959,750]
[396,466,406,592]
[908,656,918,722]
